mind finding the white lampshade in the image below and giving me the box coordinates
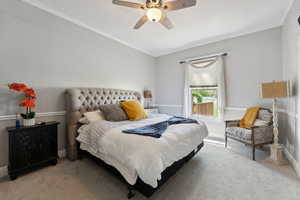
[147,8,162,22]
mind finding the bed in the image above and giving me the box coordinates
[65,88,208,198]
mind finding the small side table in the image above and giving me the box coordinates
[7,121,59,180]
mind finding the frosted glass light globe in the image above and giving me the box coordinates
[147,8,162,22]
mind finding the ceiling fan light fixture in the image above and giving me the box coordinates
[146,8,162,22]
[112,0,197,29]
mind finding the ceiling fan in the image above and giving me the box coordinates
[112,0,197,29]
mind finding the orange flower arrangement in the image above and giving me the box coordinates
[8,83,27,91]
[8,83,36,119]
[20,98,36,109]
[24,88,36,98]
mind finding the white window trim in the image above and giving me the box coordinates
[183,56,226,120]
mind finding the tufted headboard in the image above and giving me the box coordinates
[65,88,142,161]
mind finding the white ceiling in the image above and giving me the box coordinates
[22,0,293,57]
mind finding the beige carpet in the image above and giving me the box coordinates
[0,143,299,200]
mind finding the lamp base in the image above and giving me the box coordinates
[266,144,288,165]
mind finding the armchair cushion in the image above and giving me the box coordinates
[258,109,272,123]
[226,126,273,144]
[226,127,252,143]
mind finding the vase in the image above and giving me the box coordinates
[23,118,35,126]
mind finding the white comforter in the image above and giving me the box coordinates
[77,114,208,188]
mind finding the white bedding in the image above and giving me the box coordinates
[76,114,208,188]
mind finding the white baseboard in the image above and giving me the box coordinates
[284,148,300,178]
[0,149,67,179]
[0,166,8,178]
[58,149,67,158]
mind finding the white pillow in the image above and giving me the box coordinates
[80,110,105,124]
[254,119,269,127]
[79,117,89,124]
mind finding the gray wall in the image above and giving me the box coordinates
[0,0,155,167]
[281,0,300,166]
[155,27,283,117]
[1,0,298,174]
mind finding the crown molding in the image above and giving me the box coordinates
[280,0,295,25]
[20,0,153,56]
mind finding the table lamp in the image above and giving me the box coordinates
[261,81,289,165]
[143,90,152,108]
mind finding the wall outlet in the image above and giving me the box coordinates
[287,140,295,155]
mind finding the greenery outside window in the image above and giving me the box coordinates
[191,86,218,117]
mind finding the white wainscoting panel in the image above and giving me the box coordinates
[284,148,300,178]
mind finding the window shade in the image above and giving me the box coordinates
[189,60,217,87]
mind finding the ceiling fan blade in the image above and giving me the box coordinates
[112,0,144,9]
[163,0,196,11]
[160,14,173,29]
[134,15,148,29]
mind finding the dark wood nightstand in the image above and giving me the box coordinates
[7,121,59,180]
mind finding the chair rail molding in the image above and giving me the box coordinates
[224,107,247,111]
[156,104,298,118]
[155,104,183,108]
[0,111,66,121]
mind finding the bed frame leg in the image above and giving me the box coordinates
[127,185,135,199]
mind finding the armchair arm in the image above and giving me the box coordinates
[225,120,240,127]
[251,125,274,144]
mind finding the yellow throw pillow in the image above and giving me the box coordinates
[120,101,148,121]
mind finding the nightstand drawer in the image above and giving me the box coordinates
[11,130,41,169]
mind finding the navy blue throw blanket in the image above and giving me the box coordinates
[122,116,198,138]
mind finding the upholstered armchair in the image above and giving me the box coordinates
[225,108,274,160]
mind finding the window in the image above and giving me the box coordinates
[183,56,226,119]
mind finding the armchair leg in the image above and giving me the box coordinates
[225,134,228,148]
[252,145,256,161]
